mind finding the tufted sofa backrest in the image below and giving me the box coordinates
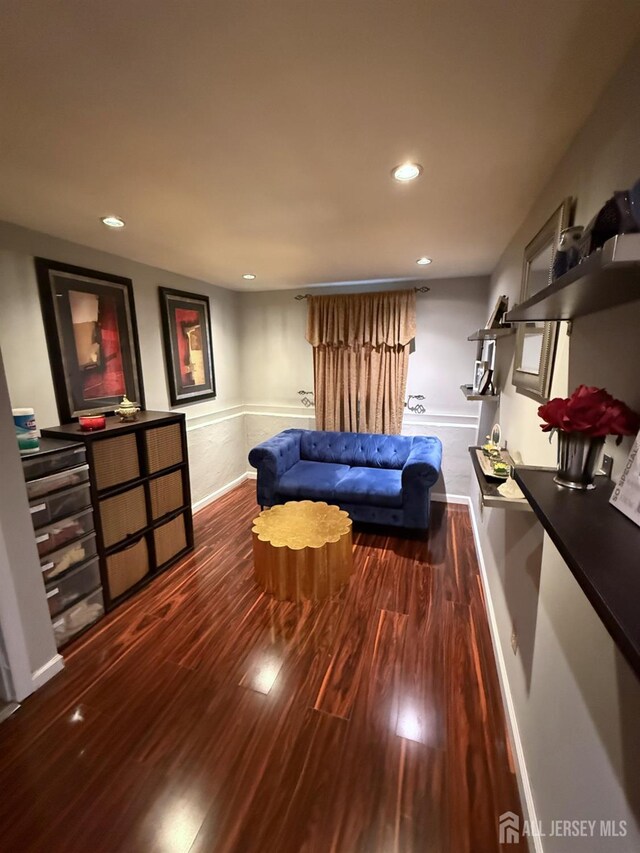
[300,430,412,469]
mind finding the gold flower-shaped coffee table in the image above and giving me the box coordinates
[251,500,353,601]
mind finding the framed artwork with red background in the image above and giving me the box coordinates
[159,287,216,407]
[36,258,145,423]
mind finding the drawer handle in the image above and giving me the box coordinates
[36,533,50,544]
[41,562,55,573]
[123,535,145,549]
[30,504,46,514]
[52,618,64,628]
[46,588,59,599]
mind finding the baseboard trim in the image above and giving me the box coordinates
[241,481,468,503]
[192,473,249,513]
[431,492,470,505]
[31,654,64,692]
[467,500,542,853]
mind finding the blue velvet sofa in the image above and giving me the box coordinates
[248,429,443,530]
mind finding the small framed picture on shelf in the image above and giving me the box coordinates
[478,368,494,396]
[485,295,509,329]
[483,339,496,369]
[472,360,487,393]
[610,430,640,528]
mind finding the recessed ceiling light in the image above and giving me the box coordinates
[416,257,432,265]
[101,215,125,229]
[242,273,256,280]
[392,162,423,182]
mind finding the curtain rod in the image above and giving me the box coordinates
[294,286,430,300]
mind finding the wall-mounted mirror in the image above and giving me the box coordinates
[512,198,572,402]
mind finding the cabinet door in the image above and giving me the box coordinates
[145,423,183,474]
[106,536,150,599]
[149,469,184,520]
[154,512,187,567]
[93,434,140,490]
[99,485,147,548]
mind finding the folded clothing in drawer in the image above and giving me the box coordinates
[26,463,89,500]
[30,482,92,530]
[36,509,94,558]
[46,558,101,617]
[52,588,104,648]
[41,532,97,582]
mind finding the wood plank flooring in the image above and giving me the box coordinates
[0,482,525,852]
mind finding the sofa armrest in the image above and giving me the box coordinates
[402,437,442,491]
[401,437,442,528]
[248,429,302,505]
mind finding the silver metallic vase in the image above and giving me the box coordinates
[555,432,605,490]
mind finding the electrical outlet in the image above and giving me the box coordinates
[600,453,613,480]
[511,627,518,655]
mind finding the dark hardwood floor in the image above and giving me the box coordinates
[0,482,525,852]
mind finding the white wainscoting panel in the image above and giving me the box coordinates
[187,411,247,507]
[402,416,478,498]
[186,404,480,512]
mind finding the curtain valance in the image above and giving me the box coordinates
[306,289,416,348]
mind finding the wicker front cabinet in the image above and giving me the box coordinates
[42,412,193,611]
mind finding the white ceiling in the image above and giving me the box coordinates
[1,1,639,291]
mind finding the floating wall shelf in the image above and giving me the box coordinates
[467,326,515,342]
[505,233,640,323]
[468,447,531,511]
[515,467,640,679]
[460,384,499,403]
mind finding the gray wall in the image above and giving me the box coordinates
[473,42,640,851]
[0,221,247,686]
[0,220,243,427]
[240,276,490,497]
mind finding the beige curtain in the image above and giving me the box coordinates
[306,290,416,434]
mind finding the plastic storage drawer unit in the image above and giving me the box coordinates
[45,558,101,617]
[30,482,92,530]
[26,463,90,500]
[41,532,97,582]
[52,588,105,648]
[36,508,95,559]
[22,445,86,481]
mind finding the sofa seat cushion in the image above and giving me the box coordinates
[277,461,350,501]
[336,467,403,508]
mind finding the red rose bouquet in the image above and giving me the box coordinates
[538,385,640,442]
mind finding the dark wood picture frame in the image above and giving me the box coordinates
[35,258,145,423]
[478,368,493,396]
[159,287,216,407]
